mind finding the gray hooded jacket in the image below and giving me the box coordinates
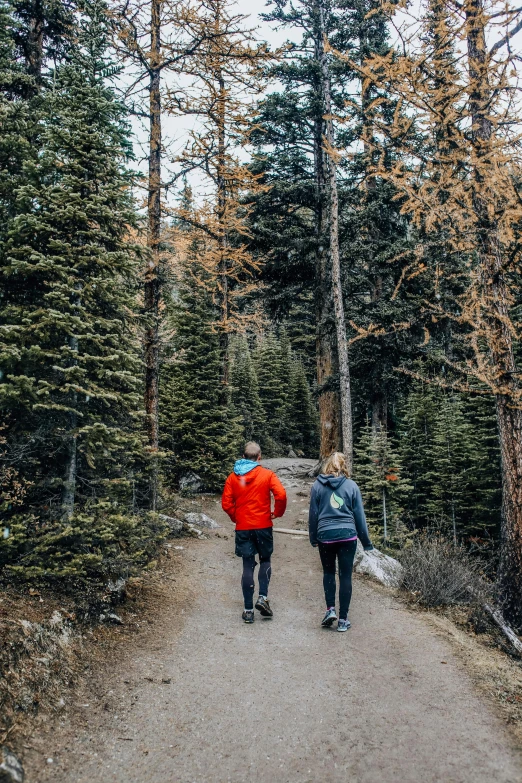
[308,474,373,548]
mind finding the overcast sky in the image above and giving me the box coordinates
[127,0,291,193]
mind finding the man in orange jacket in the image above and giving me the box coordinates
[221,441,287,623]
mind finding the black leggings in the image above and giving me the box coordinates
[242,556,271,610]
[318,539,357,620]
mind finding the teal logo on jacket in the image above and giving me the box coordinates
[330,492,344,510]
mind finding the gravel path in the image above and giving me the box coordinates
[26,472,522,783]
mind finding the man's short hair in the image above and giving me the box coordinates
[244,441,261,461]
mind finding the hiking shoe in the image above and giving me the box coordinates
[255,596,273,617]
[337,619,351,633]
[321,608,337,627]
[242,610,254,624]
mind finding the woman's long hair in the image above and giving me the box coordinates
[323,452,350,479]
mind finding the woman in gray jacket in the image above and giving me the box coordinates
[308,452,373,632]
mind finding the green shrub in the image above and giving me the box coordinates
[0,508,169,590]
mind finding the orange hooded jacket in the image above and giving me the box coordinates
[221,465,287,530]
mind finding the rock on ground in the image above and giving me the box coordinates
[261,457,317,477]
[354,541,403,587]
[183,512,220,529]
[179,473,203,492]
[0,747,24,783]
[158,514,183,535]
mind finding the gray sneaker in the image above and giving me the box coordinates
[242,610,254,624]
[337,619,351,632]
[255,595,273,617]
[321,608,337,627]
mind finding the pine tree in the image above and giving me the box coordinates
[462,394,502,541]
[253,334,289,454]
[284,360,319,456]
[426,394,477,543]
[397,383,502,546]
[357,0,522,625]
[230,336,265,443]
[355,418,411,547]
[161,261,241,491]
[1,0,142,520]
[113,0,214,506]
[171,0,272,398]
[396,382,441,531]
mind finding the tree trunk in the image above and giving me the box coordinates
[318,2,353,470]
[313,58,341,460]
[465,0,522,627]
[371,396,387,433]
[61,412,77,520]
[216,66,230,403]
[27,7,44,84]
[61,334,78,521]
[362,38,387,436]
[494,348,522,629]
[144,0,162,510]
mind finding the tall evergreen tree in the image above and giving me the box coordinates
[426,394,478,543]
[1,0,142,520]
[355,418,411,546]
[230,336,265,443]
[253,334,289,455]
[397,382,501,543]
[250,0,417,457]
[284,359,319,456]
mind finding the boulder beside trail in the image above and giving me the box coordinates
[354,542,403,587]
[261,458,317,477]
[179,473,203,492]
[183,512,220,529]
[159,514,183,535]
[0,747,24,783]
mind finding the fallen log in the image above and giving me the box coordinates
[466,584,522,657]
[273,527,308,536]
[484,603,522,656]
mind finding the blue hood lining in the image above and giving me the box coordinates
[233,459,260,476]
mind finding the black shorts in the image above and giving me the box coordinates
[235,528,274,559]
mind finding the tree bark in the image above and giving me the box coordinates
[61,272,82,520]
[61,416,77,520]
[216,64,230,402]
[144,0,162,510]
[361,32,387,435]
[61,335,78,521]
[27,2,44,84]
[313,36,341,460]
[371,395,387,433]
[465,0,522,627]
[318,1,353,470]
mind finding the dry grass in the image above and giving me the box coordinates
[0,588,83,746]
[399,537,489,608]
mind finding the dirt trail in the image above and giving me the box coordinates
[26,467,522,783]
